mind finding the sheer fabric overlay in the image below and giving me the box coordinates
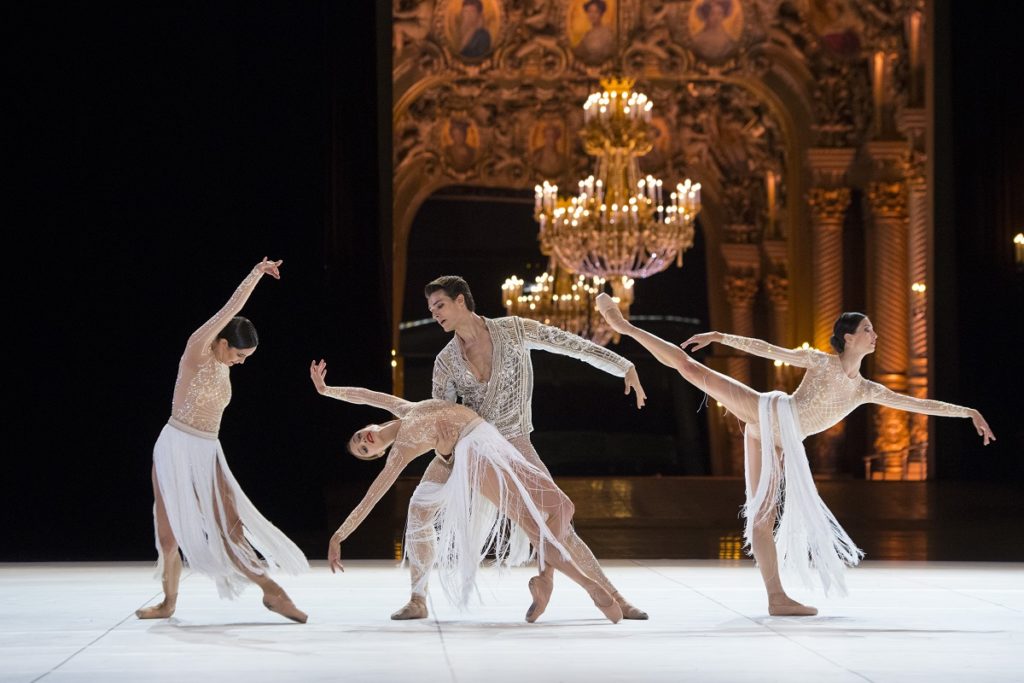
[743,392,864,597]
[404,420,573,610]
[153,421,309,599]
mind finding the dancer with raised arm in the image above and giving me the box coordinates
[596,295,995,615]
[401,276,649,623]
[310,360,624,623]
[136,258,309,623]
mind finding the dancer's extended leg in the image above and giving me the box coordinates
[137,465,182,619]
[509,436,647,620]
[213,464,308,623]
[744,429,817,616]
[392,455,453,620]
[478,460,622,624]
[597,294,760,424]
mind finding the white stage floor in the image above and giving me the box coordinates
[1,560,1021,682]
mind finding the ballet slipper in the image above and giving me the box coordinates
[612,592,649,620]
[588,585,623,624]
[136,597,176,619]
[263,592,308,623]
[595,293,629,333]
[525,575,554,623]
[768,594,818,617]
[390,595,428,620]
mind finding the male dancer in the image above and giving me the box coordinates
[390,275,649,621]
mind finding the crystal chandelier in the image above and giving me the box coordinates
[501,266,634,346]
[535,77,701,279]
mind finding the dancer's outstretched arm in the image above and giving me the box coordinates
[185,257,282,357]
[865,381,995,445]
[683,331,816,368]
[522,318,646,408]
[310,360,413,417]
[327,446,415,573]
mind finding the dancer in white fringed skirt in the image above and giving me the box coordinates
[310,360,624,623]
[596,295,994,615]
[136,258,309,623]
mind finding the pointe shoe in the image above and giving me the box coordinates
[390,595,428,620]
[526,575,554,623]
[588,585,623,624]
[136,599,176,619]
[594,294,629,333]
[613,594,649,620]
[263,592,308,623]
[768,596,818,617]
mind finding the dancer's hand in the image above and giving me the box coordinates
[328,533,345,574]
[310,359,329,394]
[970,410,996,446]
[435,420,459,457]
[681,331,720,352]
[255,257,283,279]
[624,366,647,408]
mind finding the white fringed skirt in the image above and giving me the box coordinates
[743,392,864,596]
[404,419,573,609]
[151,419,309,599]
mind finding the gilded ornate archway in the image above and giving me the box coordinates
[391,0,932,479]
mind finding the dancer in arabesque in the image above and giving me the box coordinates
[596,294,994,615]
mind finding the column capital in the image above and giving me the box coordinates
[807,186,851,224]
[867,180,908,218]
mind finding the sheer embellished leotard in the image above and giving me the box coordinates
[432,316,633,439]
[321,389,483,543]
[719,334,972,437]
[170,267,264,435]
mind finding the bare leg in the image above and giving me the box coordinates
[137,465,182,619]
[510,436,647,620]
[744,429,817,616]
[213,464,308,623]
[392,456,453,620]
[597,294,761,425]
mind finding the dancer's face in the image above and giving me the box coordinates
[212,339,256,366]
[844,317,878,355]
[349,425,389,459]
[427,291,469,332]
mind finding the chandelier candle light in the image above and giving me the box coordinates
[502,268,634,346]
[535,77,702,280]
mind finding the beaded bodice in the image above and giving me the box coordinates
[719,334,972,437]
[432,316,633,438]
[167,266,263,436]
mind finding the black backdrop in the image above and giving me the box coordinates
[5,2,1021,561]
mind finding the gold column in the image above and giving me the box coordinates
[762,240,790,391]
[866,141,911,479]
[721,240,760,476]
[806,148,855,477]
[899,108,930,479]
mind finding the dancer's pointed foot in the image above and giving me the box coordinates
[595,293,629,334]
[136,598,176,619]
[588,585,623,624]
[390,595,428,620]
[612,592,649,620]
[768,594,817,617]
[263,592,308,623]
[525,575,554,623]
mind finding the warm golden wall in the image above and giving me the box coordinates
[392,0,932,478]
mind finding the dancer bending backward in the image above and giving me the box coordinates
[310,361,624,623]
[136,259,309,623]
[408,276,648,623]
[596,295,994,615]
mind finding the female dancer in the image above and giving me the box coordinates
[310,360,623,623]
[596,295,994,615]
[136,258,309,623]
